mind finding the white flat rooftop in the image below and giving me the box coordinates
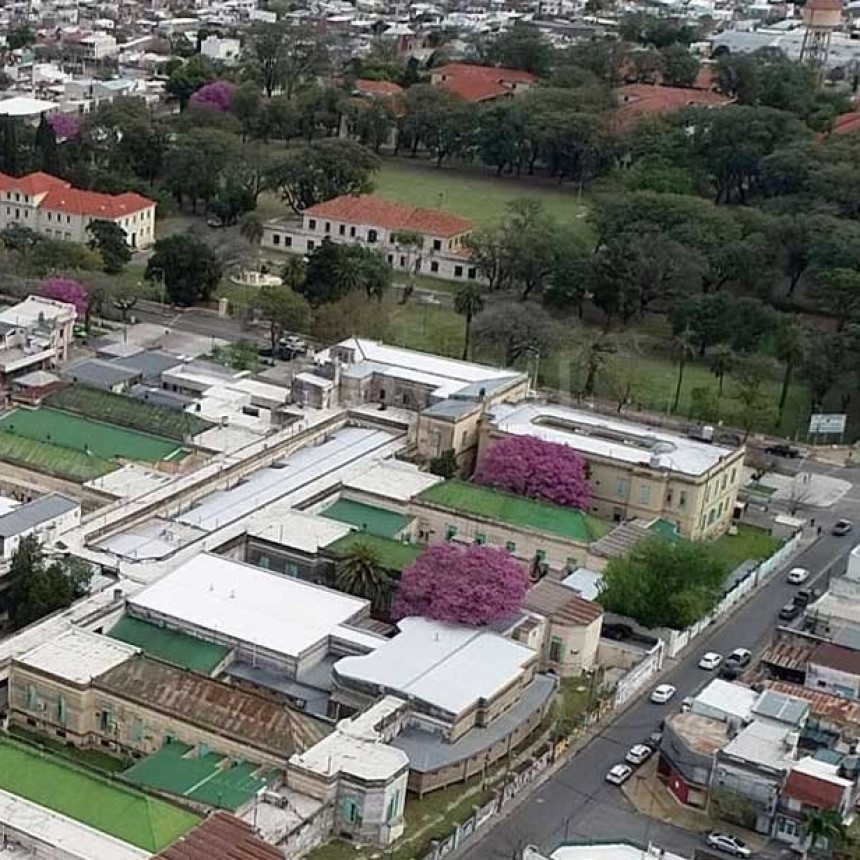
[0,295,75,327]
[692,679,757,722]
[0,787,149,860]
[343,457,443,502]
[722,719,795,771]
[290,695,409,782]
[334,616,535,716]
[547,844,688,860]
[129,552,370,658]
[488,403,738,477]
[0,96,59,116]
[85,463,173,499]
[248,507,352,553]
[16,628,138,685]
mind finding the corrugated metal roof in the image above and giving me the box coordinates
[155,812,281,860]
[0,493,77,538]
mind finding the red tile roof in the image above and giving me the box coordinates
[155,812,281,860]
[613,84,733,131]
[764,681,860,727]
[304,194,473,237]
[356,78,404,97]
[783,769,845,811]
[431,63,536,102]
[811,642,860,676]
[0,171,154,218]
[832,111,860,135]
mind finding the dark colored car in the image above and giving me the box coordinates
[764,443,801,458]
[779,603,801,621]
[832,519,853,537]
[793,588,818,609]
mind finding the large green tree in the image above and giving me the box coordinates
[145,234,222,306]
[87,219,132,274]
[257,282,311,351]
[597,537,728,630]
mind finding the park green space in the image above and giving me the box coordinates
[0,739,199,851]
[325,532,423,572]
[0,430,115,482]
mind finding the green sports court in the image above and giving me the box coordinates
[0,740,199,851]
[0,407,184,463]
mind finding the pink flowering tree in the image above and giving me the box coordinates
[47,112,80,141]
[393,544,529,626]
[474,435,592,509]
[38,278,89,318]
[189,80,237,112]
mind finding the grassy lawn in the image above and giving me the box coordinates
[8,726,128,773]
[707,524,781,572]
[47,385,210,441]
[325,532,423,573]
[0,739,199,851]
[0,429,115,482]
[375,159,590,231]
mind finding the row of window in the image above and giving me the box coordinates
[306,218,448,252]
[444,524,554,562]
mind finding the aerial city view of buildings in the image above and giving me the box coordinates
[0,0,859,858]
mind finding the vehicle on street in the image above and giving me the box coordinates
[625,744,653,766]
[680,696,694,713]
[606,764,634,785]
[832,519,853,536]
[698,652,723,670]
[787,567,809,585]
[706,832,752,857]
[720,648,752,679]
[765,443,801,458]
[650,684,677,704]
[779,603,802,621]
[793,588,818,609]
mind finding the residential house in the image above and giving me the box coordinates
[261,194,478,283]
[0,295,76,382]
[775,757,854,847]
[62,358,141,393]
[806,643,860,700]
[0,493,80,562]
[430,63,536,102]
[611,83,733,131]
[0,171,155,248]
[479,403,746,540]
[519,579,603,676]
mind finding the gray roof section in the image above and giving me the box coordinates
[752,690,809,726]
[391,674,555,771]
[127,385,196,411]
[0,494,78,538]
[63,359,140,389]
[422,398,480,421]
[115,350,183,383]
[0,321,18,336]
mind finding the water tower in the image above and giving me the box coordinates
[799,0,843,74]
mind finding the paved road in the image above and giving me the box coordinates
[462,505,860,860]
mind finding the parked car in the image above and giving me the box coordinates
[698,652,723,671]
[764,443,801,459]
[706,832,752,858]
[605,764,634,785]
[793,588,819,608]
[720,648,752,679]
[650,684,677,704]
[680,696,694,713]
[787,567,809,585]
[625,744,653,766]
[832,519,853,536]
[779,602,802,621]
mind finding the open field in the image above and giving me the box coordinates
[47,385,210,441]
[0,740,199,851]
[0,430,114,482]
[0,408,184,462]
[708,524,782,573]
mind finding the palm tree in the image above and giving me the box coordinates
[671,327,695,413]
[335,542,392,608]
[774,315,806,426]
[803,808,849,858]
[454,283,485,360]
[708,345,735,399]
[239,212,264,249]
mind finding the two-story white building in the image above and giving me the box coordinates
[0,171,156,249]
[261,195,481,283]
[0,295,77,382]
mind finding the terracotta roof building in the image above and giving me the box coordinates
[0,170,155,248]
[612,84,733,131]
[430,63,537,102]
[355,78,404,98]
[155,812,282,860]
[262,194,480,284]
[520,579,603,677]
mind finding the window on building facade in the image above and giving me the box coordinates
[468,268,477,280]
[506,540,516,552]
[549,637,564,662]
[368,229,378,243]
[308,219,316,230]
[446,524,458,540]
[307,240,314,251]
[57,695,67,725]
[616,477,628,497]
[708,508,716,524]
[350,226,356,237]
[342,798,362,824]
[285,236,292,247]
[273,234,280,245]
[455,265,463,277]
[325,222,331,233]
[536,549,547,562]
[339,224,345,235]
[679,491,687,509]
[639,485,651,505]
[475,533,486,545]
[433,239,441,251]
[430,261,439,273]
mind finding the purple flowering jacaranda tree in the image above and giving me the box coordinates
[189,80,236,112]
[474,435,592,509]
[38,277,89,318]
[393,543,530,626]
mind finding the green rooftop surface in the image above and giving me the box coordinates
[325,532,423,572]
[417,480,612,544]
[122,741,272,812]
[648,518,682,543]
[109,615,229,674]
[321,499,410,539]
[0,739,199,851]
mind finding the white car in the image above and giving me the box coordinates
[650,684,677,704]
[625,744,653,766]
[698,652,723,670]
[706,832,752,857]
[606,763,634,785]
[787,567,810,585]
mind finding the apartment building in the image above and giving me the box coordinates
[0,295,77,381]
